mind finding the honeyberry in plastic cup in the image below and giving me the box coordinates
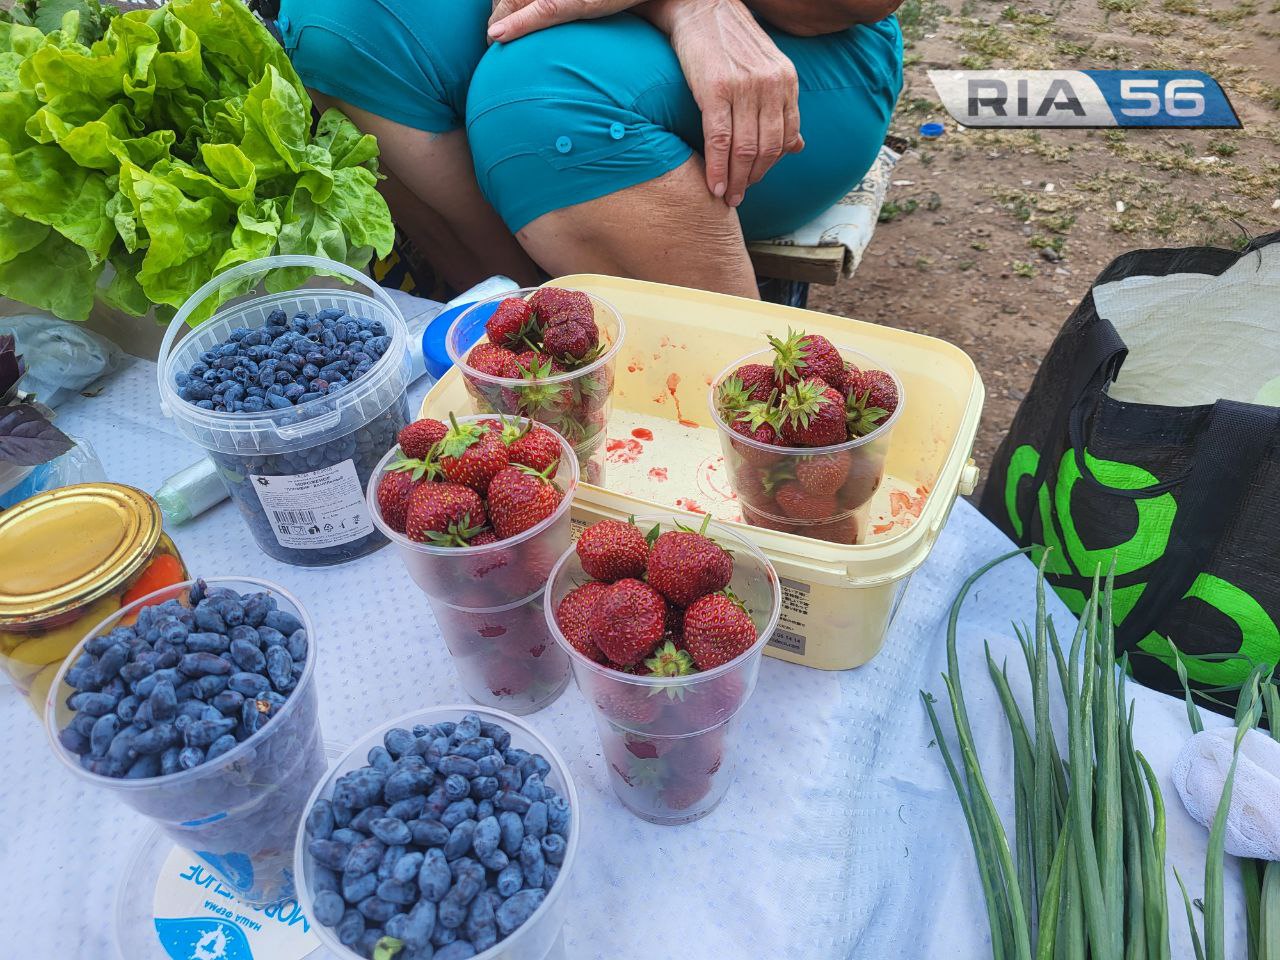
[707,345,904,545]
[295,705,580,960]
[545,513,781,825]
[445,287,624,452]
[44,577,325,908]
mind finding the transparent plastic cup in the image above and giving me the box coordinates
[295,705,581,960]
[367,416,577,713]
[444,287,624,452]
[157,255,412,566]
[426,590,570,715]
[708,346,904,545]
[44,577,326,908]
[544,514,781,824]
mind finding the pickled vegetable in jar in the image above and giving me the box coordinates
[0,483,188,714]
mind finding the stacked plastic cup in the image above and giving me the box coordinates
[44,577,326,908]
[445,287,623,485]
[295,705,580,960]
[708,345,904,544]
[545,514,781,824]
[367,417,577,715]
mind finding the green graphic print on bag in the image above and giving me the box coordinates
[1004,444,1278,685]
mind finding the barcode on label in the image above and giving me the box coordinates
[272,509,317,525]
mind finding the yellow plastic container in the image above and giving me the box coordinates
[423,275,983,670]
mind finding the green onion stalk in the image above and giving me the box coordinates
[924,550,1266,960]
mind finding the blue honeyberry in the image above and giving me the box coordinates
[342,871,377,904]
[540,833,566,865]
[313,890,344,927]
[443,820,477,861]
[385,795,426,821]
[307,800,334,840]
[418,847,451,903]
[497,811,524,857]
[331,828,365,847]
[59,727,90,756]
[466,890,498,952]
[391,850,424,884]
[523,802,548,841]
[437,755,478,779]
[494,791,531,814]
[469,776,498,801]
[475,799,495,822]
[378,843,406,882]
[350,805,388,834]
[370,818,413,846]
[346,837,385,877]
[546,796,571,837]
[518,836,545,889]
[411,819,450,848]
[496,889,546,936]
[336,908,365,947]
[229,639,266,673]
[265,645,294,692]
[443,774,470,802]
[494,765,522,792]
[376,878,417,906]
[205,734,237,762]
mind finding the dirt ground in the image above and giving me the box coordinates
[810,0,1280,499]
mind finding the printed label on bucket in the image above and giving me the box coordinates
[250,459,373,551]
[151,846,318,960]
[769,578,810,656]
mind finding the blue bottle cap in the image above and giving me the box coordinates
[919,122,945,139]
[421,301,500,381]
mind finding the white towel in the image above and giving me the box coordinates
[1172,726,1280,861]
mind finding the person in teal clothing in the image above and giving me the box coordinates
[275,0,903,298]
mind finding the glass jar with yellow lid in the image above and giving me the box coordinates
[0,483,188,714]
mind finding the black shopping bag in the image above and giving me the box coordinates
[979,232,1280,701]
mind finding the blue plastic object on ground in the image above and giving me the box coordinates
[919,122,945,139]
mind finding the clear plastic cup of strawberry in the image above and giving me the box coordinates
[707,345,904,545]
[445,287,624,456]
[366,416,577,714]
[544,514,781,825]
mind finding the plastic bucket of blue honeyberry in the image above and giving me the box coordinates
[44,576,325,909]
[294,705,581,960]
[157,255,412,567]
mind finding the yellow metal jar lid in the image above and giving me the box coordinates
[0,482,163,628]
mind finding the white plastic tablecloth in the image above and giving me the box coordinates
[1,358,1246,958]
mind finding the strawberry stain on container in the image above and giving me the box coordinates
[648,467,668,482]
[606,438,644,464]
[631,428,654,441]
[666,374,699,429]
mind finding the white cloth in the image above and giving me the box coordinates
[1174,727,1280,861]
[764,144,900,278]
[0,358,1245,959]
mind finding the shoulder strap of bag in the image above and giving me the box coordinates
[1113,399,1280,651]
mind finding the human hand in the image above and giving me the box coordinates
[665,0,803,207]
[488,0,644,42]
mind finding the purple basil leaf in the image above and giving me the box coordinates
[0,403,73,466]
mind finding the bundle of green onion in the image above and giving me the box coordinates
[924,549,1276,960]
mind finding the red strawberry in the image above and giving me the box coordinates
[809,513,862,544]
[503,422,562,474]
[681,592,757,670]
[486,465,563,539]
[374,470,421,534]
[739,501,798,534]
[555,582,609,663]
[470,529,499,546]
[543,318,599,362]
[588,578,667,666]
[438,414,510,495]
[576,518,649,582]
[837,362,862,401]
[846,369,899,437]
[529,287,593,326]
[769,329,845,389]
[665,728,725,781]
[663,606,686,643]
[775,481,838,521]
[397,418,448,460]
[468,342,521,379]
[780,378,847,447]
[644,640,696,677]
[645,514,732,608]
[486,297,539,348]
[514,350,565,376]
[729,401,785,467]
[513,361,575,420]
[684,672,748,729]
[594,683,661,728]
[404,482,488,545]
[716,364,775,414]
[659,778,711,811]
[796,451,851,495]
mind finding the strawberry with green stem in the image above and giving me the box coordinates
[555,581,609,662]
[645,513,733,609]
[716,363,776,416]
[845,369,898,437]
[682,590,757,670]
[486,297,541,349]
[576,517,649,582]
[588,577,667,665]
[404,482,488,546]
[780,378,847,447]
[486,463,563,539]
[728,396,785,467]
[438,413,510,495]
[769,328,846,390]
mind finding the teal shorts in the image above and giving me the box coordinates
[277,0,490,133]
[278,1,902,242]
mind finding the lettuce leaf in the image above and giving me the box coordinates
[0,0,394,323]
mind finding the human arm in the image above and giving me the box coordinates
[738,0,902,37]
